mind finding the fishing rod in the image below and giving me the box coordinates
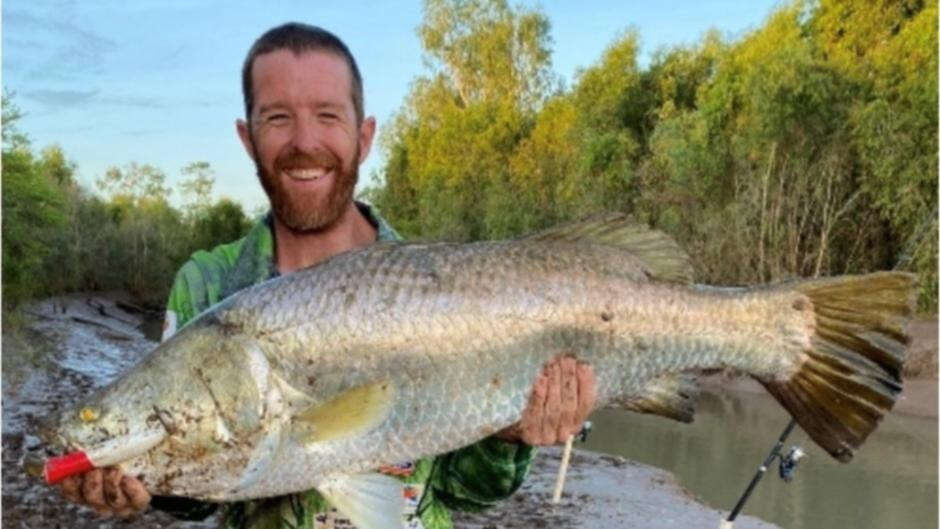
[720,418,805,528]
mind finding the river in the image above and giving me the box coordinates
[583,387,938,529]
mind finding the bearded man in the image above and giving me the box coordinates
[57,22,595,529]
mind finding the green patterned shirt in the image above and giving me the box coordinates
[155,203,534,529]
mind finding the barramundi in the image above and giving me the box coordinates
[30,215,914,528]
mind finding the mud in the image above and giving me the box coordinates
[1,294,220,528]
[452,447,778,529]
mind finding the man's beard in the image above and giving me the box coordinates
[251,140,359,233]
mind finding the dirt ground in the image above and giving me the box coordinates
[452,447,778,529]
[1,294,934,528]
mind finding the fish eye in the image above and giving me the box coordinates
[79,406,99,423]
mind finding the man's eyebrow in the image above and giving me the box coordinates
[313,102,345,113]
[256,102,289,115]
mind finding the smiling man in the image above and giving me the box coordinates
[57,23,595,529]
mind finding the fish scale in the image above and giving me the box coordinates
[32,216,914,528]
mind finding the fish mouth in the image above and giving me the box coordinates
[23,422,75,482]
[35,418,74,453]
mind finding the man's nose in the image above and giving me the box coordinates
[290,116,325,153]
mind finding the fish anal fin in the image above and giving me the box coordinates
[293,381,395,443]
[523,213,694,284]
[316,472,405,529]
[617,372,699,423]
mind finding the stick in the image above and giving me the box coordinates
[552,435,574,504]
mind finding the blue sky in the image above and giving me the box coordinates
[3,1,782,213]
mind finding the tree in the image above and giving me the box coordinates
[96,162,172,205]
[812,0,937,309]
[179,161,216,211]
[419,0,556,110]
[187,198,252,257]
[374,0,556,241]
[1,98,68,306]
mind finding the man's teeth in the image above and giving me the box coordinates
[285,168,328,180]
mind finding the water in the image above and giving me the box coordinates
[583,389,938,529]
[138,315,165,342]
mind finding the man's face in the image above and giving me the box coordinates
[237,49,375,232]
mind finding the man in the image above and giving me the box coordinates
[58,23,595,529]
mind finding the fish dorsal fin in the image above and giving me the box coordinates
[317,472,405,529]
[293,381,395,443]
[524,213,694,283]
[616,372,700,422]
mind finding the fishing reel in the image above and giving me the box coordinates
[778,446,805,482]
[576,421,593,443]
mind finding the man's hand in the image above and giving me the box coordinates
[59,467,150,518]
[497,355,596,445]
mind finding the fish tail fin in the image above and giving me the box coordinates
[760,271,916,462]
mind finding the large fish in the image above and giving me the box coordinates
[30,215,914,528]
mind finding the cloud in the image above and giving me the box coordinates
[24,88,100,108]
[121,129,161,137]
[99,95,163,109]
[23,88,167,111]
[5,7,118,81]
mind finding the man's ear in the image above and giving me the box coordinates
[357,116,376,165]
[236,119,256,161]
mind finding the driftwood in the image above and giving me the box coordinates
[116,299,162,319]
[84,298,138,326]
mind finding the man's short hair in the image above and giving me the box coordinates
[242,23,364,124]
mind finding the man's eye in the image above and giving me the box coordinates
[319,113,338,121]
[266,114,289,123]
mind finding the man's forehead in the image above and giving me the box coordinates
[251,48,353,85]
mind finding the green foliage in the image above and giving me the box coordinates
[2,89,30,151]
[375,0,937,311]
[96,162,172,203]
[1,96,253,308]
[188,198,253,259]
[2,147,68,305]
[2,98,68,306]
[180,161,216,211]
[371,0,556,241]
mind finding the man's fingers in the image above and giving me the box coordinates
[123,475,152,512]
[81,469,107,510]
[542,360,562,443]
[60,475,82,503]
[103,468,127,510]
[558,356,578,438]
[575,361,597,427]
[522,371,548,443]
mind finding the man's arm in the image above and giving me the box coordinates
[432,356,596,512]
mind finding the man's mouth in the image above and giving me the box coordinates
[283,167,331,181]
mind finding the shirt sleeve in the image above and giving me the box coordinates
[430,436,536,512]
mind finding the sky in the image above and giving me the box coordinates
[3,0,782,213]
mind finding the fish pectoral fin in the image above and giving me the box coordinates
[316,472,405,529]
[616,372,700,423]
[293,381,395,443]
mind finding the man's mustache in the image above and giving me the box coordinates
[274,149,339,171]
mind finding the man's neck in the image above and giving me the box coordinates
[272,201,377,275]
